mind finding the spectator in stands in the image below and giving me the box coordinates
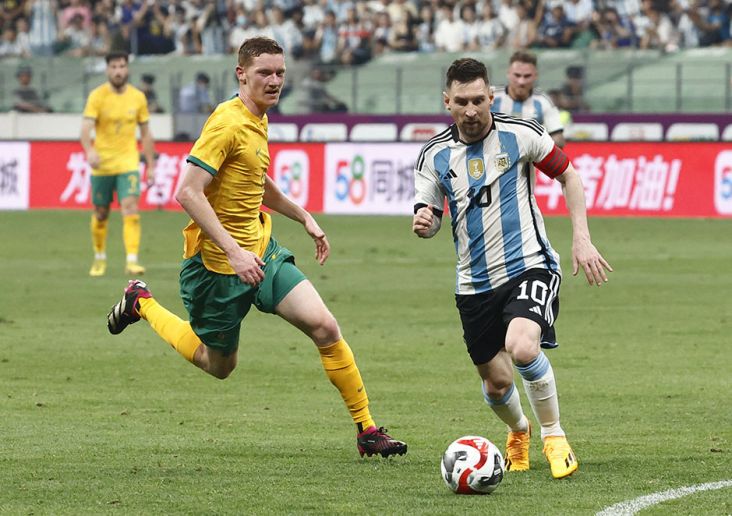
[388,12,417,52]
[372,10,391,50]
[591,7,637,49]
[461,4,481,51]
[26,0,58,56]
[56,12,90,56]
[14,16,32,57]
[140,73,163,113]
[88,15,111,56]
[227,4,249,53]
[670,0,701,49]
[12,64,52,113]
[559,65,590,113]
[133,0,174,55]
[59,0,91,33]
[0,23,23,58]
[337,6,372,65]
[314,9,338,64]
[167,5,194,55]
[536,3,576,48]
[300,65,348,113]
[509,1,538,50]
[270,5,304,58]
[1,0,26,27]
[302,0,325,31]
[178,71,213,114]
[434,3,465,52]
[477,2,506,51]
[636,2,679,51]
[564,0,594,46]
[415,4,436,52]
[386,0,417,26]
[691,0,730,46]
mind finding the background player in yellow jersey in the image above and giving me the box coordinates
[81,51,156,277]
[105,37,407,458]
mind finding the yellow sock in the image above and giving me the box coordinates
[318,339,375,430]
[138,297,201,363]
[123,214,141,258]
[91,215,108,254]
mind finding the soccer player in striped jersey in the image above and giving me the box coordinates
[412,58,612,479]
[106,37,406,459]
[491,51,566,148]
[81,51,156,277]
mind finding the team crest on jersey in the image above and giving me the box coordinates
[468,158,485,179]
[495,153,511,173]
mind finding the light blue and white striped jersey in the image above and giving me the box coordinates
[414,114,562,295]
[491,86,563,136]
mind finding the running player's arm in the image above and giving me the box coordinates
[533,139,612,287]
[139,122,156,185]
[263,175,329,265]
[176,163,265,285]
[413,148,445,239]
[137,93,155,184]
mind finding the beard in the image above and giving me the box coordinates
[460,119,487,141]
[109,75,128,89]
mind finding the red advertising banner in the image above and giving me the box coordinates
[538,142,732,218]
[22,141,732,218]
[29,141,325,213]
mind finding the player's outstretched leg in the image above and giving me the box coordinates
[274,279,407,458]
[516,351,578,479]
[107,280,151,334]
[542,435,578,479]
[479,357,530,471]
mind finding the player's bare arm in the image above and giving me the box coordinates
[80,117,100,168]
[263,175,330,265]
[556,165,613,286]
[176,163,265,285]
[550,131,566,148]
[413,205,442,238]
[139,122,156,186]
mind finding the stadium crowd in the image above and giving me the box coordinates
[0,0,730,61]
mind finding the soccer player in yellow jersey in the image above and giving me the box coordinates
[106,37,407,458]
[81,51,156,277]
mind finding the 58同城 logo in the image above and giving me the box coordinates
[274,150,309,207]
[715,150,732,215]
[335,154,366,204]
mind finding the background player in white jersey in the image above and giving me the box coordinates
[412,58,612,479]
[493,50,566,349]
[492,51,566,148]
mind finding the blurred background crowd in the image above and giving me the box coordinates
[1,0,730,62]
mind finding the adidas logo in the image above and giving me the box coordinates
[529,306,542,315]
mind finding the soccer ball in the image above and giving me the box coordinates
[440,435,504,495]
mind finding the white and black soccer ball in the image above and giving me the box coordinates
[440,435,504,495]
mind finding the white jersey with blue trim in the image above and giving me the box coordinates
[414,114,562,295]
[491,86,563,135]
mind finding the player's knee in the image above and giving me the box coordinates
[484,379,513,401]
[209,363,235,380]
[505,334,539,365]
[310,313,341,346]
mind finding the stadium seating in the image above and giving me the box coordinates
[1,49,730,114]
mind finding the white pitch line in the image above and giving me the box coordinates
[596,480,732,516]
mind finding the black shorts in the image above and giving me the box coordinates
[455,269,561,365]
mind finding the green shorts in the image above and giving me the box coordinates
[179,236,306,353]
[91,171,140,206]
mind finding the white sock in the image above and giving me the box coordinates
[483,382,529,433]
[95,252,106,260]
[126,253,138,263]
[516,352,564,440]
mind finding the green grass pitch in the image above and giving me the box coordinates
[0,211,730,514]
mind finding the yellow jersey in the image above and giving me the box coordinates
[183,96,272,274]
[83,83,149,176]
